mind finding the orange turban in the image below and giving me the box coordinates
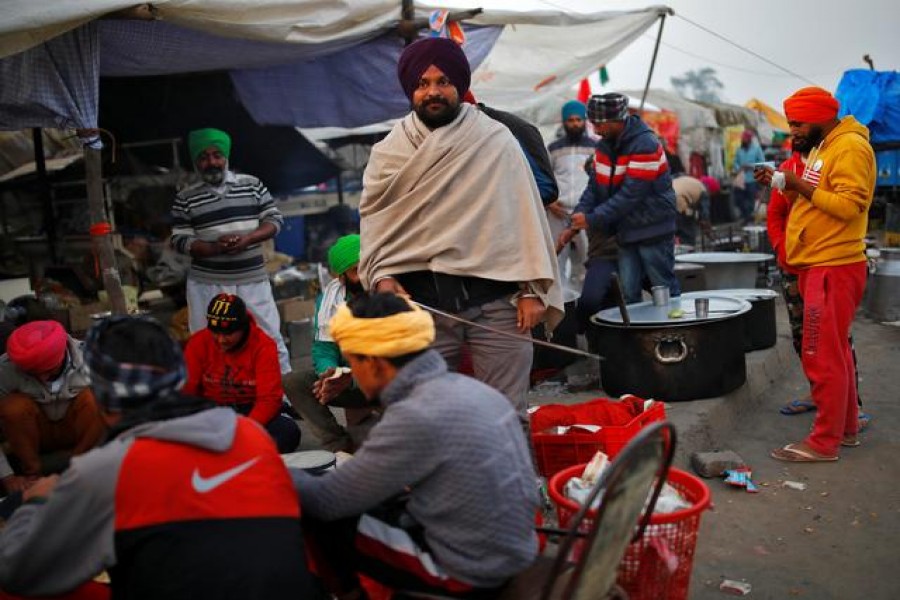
[6,320,68,375]
[783,87,839,123]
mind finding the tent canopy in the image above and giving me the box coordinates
[745,98,789,133]
[2,2,668,131]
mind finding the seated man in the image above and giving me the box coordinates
[293,294,539,599]
[183,293,300,453]
[286,234,372,453]
[0,316,319,599]
[0,321,104,494]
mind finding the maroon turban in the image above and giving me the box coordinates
[7,320,68,375]
[783,87,840,124]
[397,37,471,101]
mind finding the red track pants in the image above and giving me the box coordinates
[799,262,867,455]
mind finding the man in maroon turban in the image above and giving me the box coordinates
[356,36,564,595]
[361,36,563,431]
[0,321,104,492]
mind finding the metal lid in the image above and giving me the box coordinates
[282,450,336,473]
[682,288,777,301]
[675,252,773,264]
[591,295,751,326]
[674,262,705,272]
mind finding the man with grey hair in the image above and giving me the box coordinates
[170,127,290,374]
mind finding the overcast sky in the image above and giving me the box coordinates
[597,0,899,110]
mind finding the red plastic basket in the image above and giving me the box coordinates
[531,400,666,477]
[548,465,711,600]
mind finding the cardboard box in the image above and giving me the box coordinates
[277,297,316,324]
[67,301,111,334]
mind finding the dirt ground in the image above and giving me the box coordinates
[687,315,900,599]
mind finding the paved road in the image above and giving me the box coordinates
[688,314,900,599]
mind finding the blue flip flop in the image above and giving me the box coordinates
[779,400,817,415]
[858,412,872,432]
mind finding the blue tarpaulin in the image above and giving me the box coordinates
[836,69,900,144]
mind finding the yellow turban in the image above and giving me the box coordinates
[328,301,435,358]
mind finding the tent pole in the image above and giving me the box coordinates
[32,128,58,266]
[84,145,128,315]
[640,12,668,116]
[401,0,415,45]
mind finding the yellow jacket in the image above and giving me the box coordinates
[785,116,875,269]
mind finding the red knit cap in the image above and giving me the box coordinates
[783,87,840,124]
[6,320,68,374]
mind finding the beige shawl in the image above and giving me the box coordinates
[359,103,563,328]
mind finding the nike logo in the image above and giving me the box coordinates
[191,457,260,493]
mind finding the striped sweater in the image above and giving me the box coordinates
[170,171,283,284]
[574,115,676,244]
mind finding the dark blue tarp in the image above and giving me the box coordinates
[99,73,340,194]
[836,69,900,144]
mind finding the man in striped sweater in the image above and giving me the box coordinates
[170,128,290,373]
[564,93,679,303]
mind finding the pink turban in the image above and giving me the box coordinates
[6,320,68,375]
[397,37,470,101]
[783,87,840,124]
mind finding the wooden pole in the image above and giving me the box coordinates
[32,128,58,266]
[84,145,128,314]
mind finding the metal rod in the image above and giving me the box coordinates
[32,128,59,267]
[640,13,667,116]
[410,300,604,361]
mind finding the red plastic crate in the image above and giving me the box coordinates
[532,400,665,477]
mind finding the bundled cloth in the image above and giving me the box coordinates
[358,102,564,328]
[531,395,650,433]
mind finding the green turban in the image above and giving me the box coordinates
[188,128,231,161]
[328,234,361,276]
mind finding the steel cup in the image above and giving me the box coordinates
[695,297,710,319]
[651,285,670,307]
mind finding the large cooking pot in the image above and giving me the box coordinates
[683,289,778,351]
[865,248,900,322]
[589,296,751,401]
[675,252,773,289]
[674,262,706,292]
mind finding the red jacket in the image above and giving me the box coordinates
[183,317,282,424]
[767,152,805,274]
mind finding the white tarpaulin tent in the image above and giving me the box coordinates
[1,1,668,130]
[622,88,726,177]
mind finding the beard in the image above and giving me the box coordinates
[414,96,461,129]
[564,124,586,141]
[792,125,824,153]
[201,166,226,185]
[344,278,365,297]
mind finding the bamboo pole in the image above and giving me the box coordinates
[84,145,128,315]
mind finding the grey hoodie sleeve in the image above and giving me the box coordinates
[0,444,123,596]
[291,404,441,520]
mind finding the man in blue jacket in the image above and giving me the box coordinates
[564,93,679,303]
